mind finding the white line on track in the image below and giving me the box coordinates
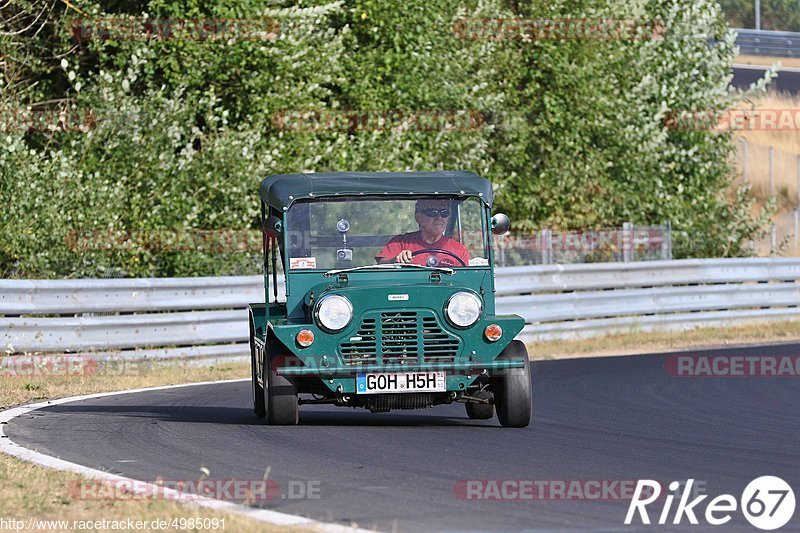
[0,379,374,533]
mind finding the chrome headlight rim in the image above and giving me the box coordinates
[314,294,353,332]
[444,290,482,329]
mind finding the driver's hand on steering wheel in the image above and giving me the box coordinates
[394,249,413,263]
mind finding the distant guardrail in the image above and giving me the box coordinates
[1,258,799,358]
[496,258,800,342]
[735,28,800,58]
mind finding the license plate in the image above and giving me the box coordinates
[356,371,446,394]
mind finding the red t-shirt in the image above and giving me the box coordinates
[375,232,471,267]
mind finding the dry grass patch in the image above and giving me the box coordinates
[526,319,800,359]
[727,91,800,254]
[0,360,248,411]
[732,93,800,206]
[735,55,800,70]
[0,455,295,532]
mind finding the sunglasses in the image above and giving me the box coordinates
[418,208,450,218]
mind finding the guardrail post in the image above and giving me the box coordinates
[771,223,777,255]
[622,222,633,262]
[794,208,799,249]
[541,229,552,265]
[796,154,800,206]
[769,146,775,198]
[755,0,761,30]
[662,221,672,260]
[742,138,749,184]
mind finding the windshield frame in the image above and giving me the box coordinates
[278,194,492,276]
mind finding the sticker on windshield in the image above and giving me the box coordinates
[290,257,317,269]
[469,257,488,266]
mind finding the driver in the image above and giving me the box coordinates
[375,199,470,267]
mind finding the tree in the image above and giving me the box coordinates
[0,0,775,277]
[482,0,774,256]
[718,0,800,31]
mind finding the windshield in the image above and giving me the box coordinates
[283,196,489,270]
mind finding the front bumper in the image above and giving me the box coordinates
[277,359,524,376]
[268,310,524,394]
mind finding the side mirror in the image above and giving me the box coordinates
[491,213,510,235]
[264,215,283,237]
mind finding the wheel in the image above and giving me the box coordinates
[491,340,532,428]
[250,319,266,418]
[264,341,299,425]
[465,390,495,420]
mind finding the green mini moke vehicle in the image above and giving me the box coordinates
[249,171,532,427]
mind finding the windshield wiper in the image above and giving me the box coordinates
[323,263,455,277]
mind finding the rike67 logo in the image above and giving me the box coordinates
[626,477,795,530]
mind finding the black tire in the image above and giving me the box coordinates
[265,341,299,425]
[491,340,532,428]
[465,390,495,420]
[250,319,266,418]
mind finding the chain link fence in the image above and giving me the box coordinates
[492,223,672,267]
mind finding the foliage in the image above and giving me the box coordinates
[0,0,775,278]
[483,0,776,257]
[718,0,800,32]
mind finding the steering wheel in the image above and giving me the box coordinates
[411,248,466,267]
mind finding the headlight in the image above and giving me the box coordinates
[315,294,353,331]
[445,291,482,328]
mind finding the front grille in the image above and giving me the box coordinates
[339,311,461,365]
[339,318,377,364]
[381,312,419,362]
[421,316,459,363]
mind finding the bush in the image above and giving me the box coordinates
[0,0,774,278]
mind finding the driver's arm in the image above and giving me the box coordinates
[378,250,412,264]
[375,236,412,264]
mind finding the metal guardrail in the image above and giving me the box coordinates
[493,258,800,294]
[0,276,270,314]
[735,28,800,58]
[1,258,799,357]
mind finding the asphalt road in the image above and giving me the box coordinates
[733,65,800,93]
[7,344,800,532]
